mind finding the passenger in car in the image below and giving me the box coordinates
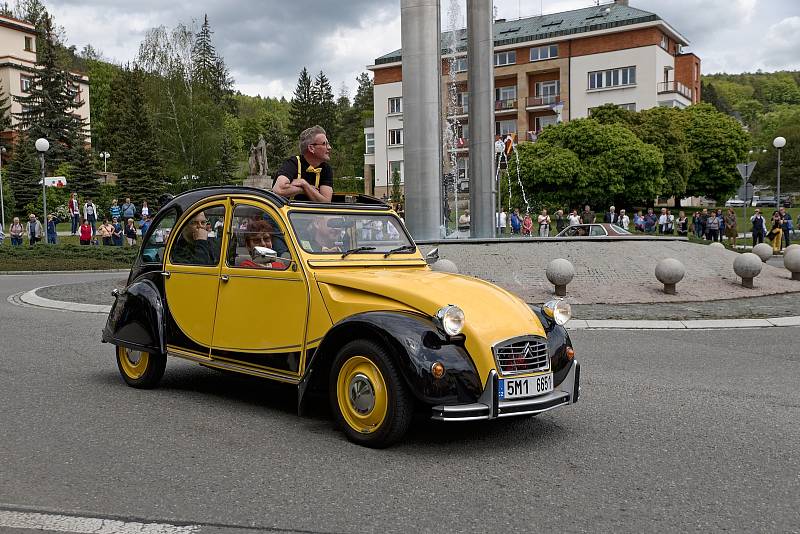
[237,219,286,269]
[171,211,220,265]
[306,215,342,252]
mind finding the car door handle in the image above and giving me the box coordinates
[161,271,171,279]
[220,274,229,282]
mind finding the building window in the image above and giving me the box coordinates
[388,128,403,146]
[660,35,668,50]
[495,119,516,136]
[495,85,517,101]
[72,84,81,105]
[456,123,469,141]
[365,132,375,154]
[535,80,560,104]
[388,97,402,114]
[389,160,403,184]
[534,115,557,132]
[457,91,469,113]
[588,66,636,90]
[24,36,33,52]
[530,44,558,62]
[494,50,516,67]
[454,57,468,73]
[20,74,33,93]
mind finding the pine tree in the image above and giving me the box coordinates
[14,15,85,170]
[0,79,11,131]
[353,72,373,114]
[106,68,164,205]
[192,15,232,105]
[312,71,336,141]
[289,68,314,138]
[69,140,99,199]
[7,134,40,214]
[216,132,238,184]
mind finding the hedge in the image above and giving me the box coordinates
[0,243,137,271]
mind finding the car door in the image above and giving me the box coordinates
[163,203,228,352]
[210,201,309,375]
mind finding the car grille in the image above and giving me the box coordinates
[493,336,549,375]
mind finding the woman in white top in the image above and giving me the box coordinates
[537,209,551,237]
[567,210,581,226]
[140,201,150,219]
[619,209,630,230]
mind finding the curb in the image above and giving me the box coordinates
[15,286,800,329]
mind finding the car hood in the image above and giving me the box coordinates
[315,268,546,380]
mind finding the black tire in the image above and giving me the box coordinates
[115,345,167,389]
[329,339,413,448]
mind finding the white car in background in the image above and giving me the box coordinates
[725,198,746,207]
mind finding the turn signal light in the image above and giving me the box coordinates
[566,347,575,361]
[431,362,446,379]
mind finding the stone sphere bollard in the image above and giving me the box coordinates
[655,258,685,295]
[784,248,800,281]
[709,242,725,250]
[752,243,774,263]
[785,244,800,255]
[733,252,763,288]
[546,258,576,297]
[430,258,458,273]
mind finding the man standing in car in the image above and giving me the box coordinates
[273,126,334,202]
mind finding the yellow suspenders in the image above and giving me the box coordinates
[288,156,321,200]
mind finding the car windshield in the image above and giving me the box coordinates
[288,211,414,254]
[610,224,631,234]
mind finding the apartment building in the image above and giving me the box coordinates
[364,0,700,198]
[0,14,91,147]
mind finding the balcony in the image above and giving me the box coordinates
[526,94,560,109]
[447,104,469,117]
[495,99,518,114]
[657,81,692,100]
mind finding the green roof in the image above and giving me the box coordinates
[374,3,671,65]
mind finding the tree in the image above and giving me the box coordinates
[391,167,401,203]
[700,81,732,114]
[289,68,314,138]
[0,79,11,131]
[215,113,243,184]
[14,15,86,171]
[68,141,99,199]
[84,59,121,154]
[192,14,232,105]
[6,134,40,215]
[353,72,373,114]
[684,104,749,201]
[312,71,337,141]
[104,68,164,205]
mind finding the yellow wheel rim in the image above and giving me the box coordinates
[118,346,150,380]
[336,355,388,434]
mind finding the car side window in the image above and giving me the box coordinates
[590,225,607,236]
[227,205,291,271]
[170,205,226,267]
[140,208,177,264]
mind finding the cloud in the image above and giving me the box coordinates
[762,16,800,70]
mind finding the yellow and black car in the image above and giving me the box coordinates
[103,187,580,447]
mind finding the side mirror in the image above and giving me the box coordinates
[252,246,278,263]
[425,247,439,265]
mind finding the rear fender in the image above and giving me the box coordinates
[102,279,166,355]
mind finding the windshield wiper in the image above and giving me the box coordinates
[383,245,416,257]
[341,246,376,258]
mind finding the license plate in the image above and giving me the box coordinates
[500,373,553,400]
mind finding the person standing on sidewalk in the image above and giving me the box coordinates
[555,209,568,233]
[68,192,80,235]
[676,211,688,236]
[751,209,766,246]
[121,198,136,220]
[109,199,121,222]
[46,214,57,244]
[705,211,719,242]
[79,218,92,245]
[26,214,43,245]
[537,209,551,237]
[124,218,137,247]
[9,216,23,245]
[778,207,792,248]
[83,198,98,234]
[724,208,737,248]
[98,218,114,246]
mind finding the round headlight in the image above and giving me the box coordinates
[543,299,572,326]
[436,305,465,336]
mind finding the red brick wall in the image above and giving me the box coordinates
[374,66,402,85]
[571,27,662,56]
[675,53,701,103]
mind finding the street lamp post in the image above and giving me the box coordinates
[773,136,786,209]
[35,138,49,239]
[100,151,110,173]
[0,146,6,231]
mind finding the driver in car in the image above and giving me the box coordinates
[305,215,343,252]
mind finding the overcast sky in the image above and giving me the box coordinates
[43,0,800,100]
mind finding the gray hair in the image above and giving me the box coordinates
[299,125,327,154]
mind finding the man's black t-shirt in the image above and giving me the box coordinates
[276,155,334,201]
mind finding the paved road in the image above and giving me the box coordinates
[1,273,799,533]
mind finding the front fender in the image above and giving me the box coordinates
[102,279,166,355]
[532,306,574,387]
[305,311,483,407]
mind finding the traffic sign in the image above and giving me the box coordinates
[736,161,757,180]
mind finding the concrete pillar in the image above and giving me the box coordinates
[467,0,495,238]
[401,0,442,240]
[516,71,529,139]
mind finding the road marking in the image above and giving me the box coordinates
[0,510,199,533]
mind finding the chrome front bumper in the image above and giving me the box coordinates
[431,360,580,421]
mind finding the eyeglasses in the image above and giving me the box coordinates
[310,141,332,147]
